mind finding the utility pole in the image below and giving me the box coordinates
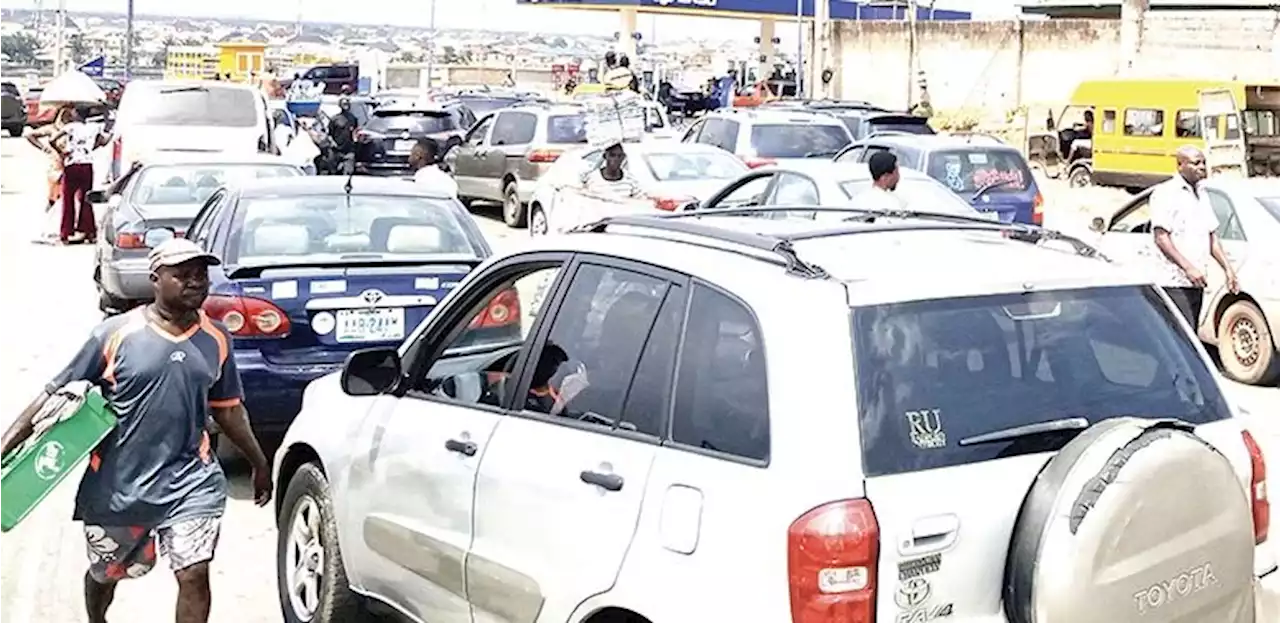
[814,0,829,99]
[125,0,135,79]
[54,0,66,76]
[795,0,804,98]
[426,0,437,90]
[906,0,918,108]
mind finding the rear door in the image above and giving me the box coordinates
[1198,88,1248,179]
[452,114,495,198]
[486,111,538,200]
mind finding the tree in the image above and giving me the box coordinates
[153,36,176,68]
[1,32,39,65]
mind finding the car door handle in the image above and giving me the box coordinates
[580,470,624,491]
[898,514,960,556]
[445,438,477,457]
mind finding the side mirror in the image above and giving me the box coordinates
[87,190,108,204]
[1089,217,1106,233]
[679,200,700,211]
[143,227,176,247]
[341,347,402,396]
[1045,115,1055,131]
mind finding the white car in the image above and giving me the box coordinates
[527,141,748,236]
[679,107,854,168]
[274,209,1277,623]
[1090,177,1280,385]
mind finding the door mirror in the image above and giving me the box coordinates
[341,347,403,396]
[1089,217,1106,233]
[143,227,176,247]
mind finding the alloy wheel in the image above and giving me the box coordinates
[285,496,324,621]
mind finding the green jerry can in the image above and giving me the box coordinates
[1,385,117,532]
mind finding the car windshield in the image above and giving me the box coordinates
[838,178,977,216]
[130,164,300,205]
[235,194,481,264]
[927,148,1033,194]
[641,151,747,182]
[125,85,258,127]
[1260,197,1280,222]
[547,114,588,144]
[366,110,458,134]
[852,286,1229,477]
[459,96,523,116]
[750,124,851,159]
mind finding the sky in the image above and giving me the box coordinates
[43,0,1022,40]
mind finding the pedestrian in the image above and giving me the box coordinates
[618,54,640,93]
[27,104,74,215]
[49,106,109,245]
[583,142,646,199]
[0,237,273,623]
[854,151,907,212]
[1150,145,1239,327]
[409,138,458,197]
[603,53,633,92]
[604,50,617,71]
[328,96,360,161]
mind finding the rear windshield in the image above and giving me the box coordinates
[839,178,977,216]
[125,85,258,127]
[927,148,1033,194]
[642,151,747,182]
[130,164,300,205]
[234,194,480,264]
[750,124,851,159]
[459,96,522,116]
[867,117,934,135]
[547,114,588,144]
[367,110,458,134]
[853,286,1230,477]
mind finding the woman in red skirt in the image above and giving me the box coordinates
[50,107,109,244]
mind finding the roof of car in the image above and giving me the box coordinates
[753,159,934,182]
[373,100,455,113]
[234,175,457,201]
[137,153,300,167]
[125,79,258,92]
[864,133,1019,152]
[709,108,849,125]
[1205,176,1280,197]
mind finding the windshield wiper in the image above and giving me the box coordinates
[160,86,209,94]
[958,417,1090,447]
[803,149,841,158]
[971,178,1016,201]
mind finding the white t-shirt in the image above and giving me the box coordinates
[852,186,907,213]
[414,165,458,197]
[60,122,98,166]
[583,169,644,199]
[1149,175,1220,287]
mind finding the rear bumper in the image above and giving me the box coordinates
[99,256,152,303]
[235,350,342,433]
[1257,564,1279,622]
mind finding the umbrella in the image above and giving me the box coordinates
[39,71,106,105]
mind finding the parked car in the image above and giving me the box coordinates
[89,154,305,314]
[529,141,749,235]
[1088,176,1280,385]
[679,108,854,168]
[108,80,277,186]
[281,64,360,96]
[181,176,493,435]
[836,134,1045,224]
[354,100,475,177]
[272,208,1276,623]
[1,81,25,136]
[691,159,998,220]
[434,87,546,117]
[756,99,920,140]
[446,102,589,227]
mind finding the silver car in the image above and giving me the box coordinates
[90,154,305,314]
[678,107,854,168]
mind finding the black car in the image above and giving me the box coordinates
[1,82,26,137]
[355,100,474,176]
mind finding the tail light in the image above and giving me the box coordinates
[115,232,147,249]
[788,499,879,623]
[111,136,123,179]
[653,196,695,212]
[527,149,562,164]
[469,288,521,329]
[203,295,291,338]
[743,156,776,169]
[1032,190,1044,225]
[1243,430,1270,545]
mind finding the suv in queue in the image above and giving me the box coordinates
[446,102,589,228]
[355,99,475,177]
[272,207,1277,623]
[680,107,854,168]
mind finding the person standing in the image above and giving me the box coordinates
[50,107,109,244]
[27,105,74,213]
[409,138,458,197]
[1150,145,1239,328]
[0,238,273,623]
[854,151,907,212]
[617,54,640,93]
[328,96,360,165]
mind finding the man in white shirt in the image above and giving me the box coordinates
[1149,145,1238,328]
[853,151,907,213]
[409,139,459,198]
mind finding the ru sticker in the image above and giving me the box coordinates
[906,409,946,449]
[899,553,942,580]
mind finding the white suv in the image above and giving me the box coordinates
[273,208,1278,623]
[679,108,854,168]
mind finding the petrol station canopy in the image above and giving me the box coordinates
[516,0,972,21]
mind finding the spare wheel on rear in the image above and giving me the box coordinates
[1004,418,1256,623]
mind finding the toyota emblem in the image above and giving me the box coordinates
[360,289,385,306]
[894,577,932,609]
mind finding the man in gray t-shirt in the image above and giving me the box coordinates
[1,238,273,623]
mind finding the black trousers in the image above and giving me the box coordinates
[1164,287,1205,329]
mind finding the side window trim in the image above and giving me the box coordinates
[506,254,691,442]
[189,190,225,245]
[705,171,775,209]
[466,114,494,144]
[1206,189,1247,241]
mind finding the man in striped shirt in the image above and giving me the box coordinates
[583,143,647,200]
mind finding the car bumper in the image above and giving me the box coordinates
[235,350,342,433]
[1258,564,1280,622]
[99,256,153,303]
[516,177,538,204]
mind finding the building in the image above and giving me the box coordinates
[216,41,267,80]
[165,45,218,80]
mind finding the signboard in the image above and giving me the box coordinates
[78,56,105,77]
[517,0,970,20]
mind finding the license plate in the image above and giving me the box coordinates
[393,139,415,152]
[336,308,405,343]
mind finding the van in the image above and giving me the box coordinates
[106,80,274,186]
[1032,79,1280,190]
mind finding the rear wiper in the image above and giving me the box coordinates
[160,86,208,94]
[958,417,1090,447]
[971,178,1016,201]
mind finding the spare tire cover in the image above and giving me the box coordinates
[1004,418,1255,623]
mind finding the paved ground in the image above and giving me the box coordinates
[0,136,1274,621]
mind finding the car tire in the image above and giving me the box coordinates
[1004,418,1255,623]
[503,180,527,229]
[529,202,548,237]
[277,463,366,623]
[1066,165,1092,188]
[97,286,132,317]
[1217,299,1279,386]
[4,124,21,137]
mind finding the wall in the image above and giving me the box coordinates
[834,10,1280,115]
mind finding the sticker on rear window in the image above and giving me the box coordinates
[272,280,298,299]
[906,409,946,449]
[967,152,989,164]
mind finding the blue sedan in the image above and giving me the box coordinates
[179,176,499,434]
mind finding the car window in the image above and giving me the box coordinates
[862,145,891,163]
[750,124,851,159]
[366,110,460,134]
[698,118,738,152]
[413,264,564,406]
[1124,108,1165,137]
[546,113,588,144]
[467,115,494,145]
[852,286,1230,477]
[766,172,820,205]
[641,151,747,182]
[1206,189,1247,241]
[835,115,864,140]
[121,84,258,128]
[835,145,866,163]
[1101,110,1117,134]
[458,96,523,117]
[671,284,769,462]
[524,263,671,436]
[304,67,329,80]
[681,119,705,143]
[927,148,1033,194]
[129,164,300,206]
[708,174,776,209]
[491,111,537,145]
[1175,110,1201,138]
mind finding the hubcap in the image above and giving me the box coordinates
[531,209,547,236]
[506,190,520,221]
[1231,317,1261,368]
[285,496,324,621]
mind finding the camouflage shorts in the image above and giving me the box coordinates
[84,515,221,582]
